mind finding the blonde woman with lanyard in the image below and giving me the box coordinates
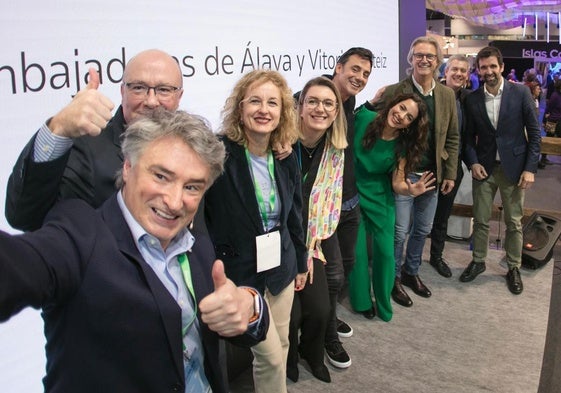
[286,76,346,384]
[204,69,308,393]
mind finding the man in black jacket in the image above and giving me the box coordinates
[5,49,185,231]
[429,54,472,277]
[318,47,374,369]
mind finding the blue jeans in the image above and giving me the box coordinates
[394,173,438,277]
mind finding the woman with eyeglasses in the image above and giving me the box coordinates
[348,92,434,322]
[285,77,346,384]
[203,69,307,393]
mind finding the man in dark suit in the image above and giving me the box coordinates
[429,54,472,278]
[319,47,373,367]
[5,49,187,232]
[0,110,268,393]
[460,46,541,294]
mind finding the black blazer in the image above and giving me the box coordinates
[5,107,126,231]
[5,106,207,233]
[204,137,307,296]
[0,195,267,393]
[463,79,541,183]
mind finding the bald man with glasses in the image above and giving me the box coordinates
[6,49,187,232]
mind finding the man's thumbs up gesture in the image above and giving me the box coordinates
[48,68,115,138]
[199,260,256,337]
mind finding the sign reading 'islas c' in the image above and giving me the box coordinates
[522,48,561,59]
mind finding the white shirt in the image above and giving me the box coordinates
[483,77,504,130]
[412,75,436,96]
[483,77,504,161]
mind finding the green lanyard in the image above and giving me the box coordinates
[177,253,197,354]
[244,147,277,231]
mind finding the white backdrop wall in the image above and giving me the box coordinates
[0,1,400,391]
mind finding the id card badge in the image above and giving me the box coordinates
[256,230,281,273]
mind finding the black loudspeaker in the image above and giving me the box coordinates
[522,212,561,269]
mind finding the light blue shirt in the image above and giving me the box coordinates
[117,192,211,393]
[33,123,73,162]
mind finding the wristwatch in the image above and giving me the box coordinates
[244,287,260,323]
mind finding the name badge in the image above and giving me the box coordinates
[256,230,281,272]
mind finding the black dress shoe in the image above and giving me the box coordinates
[401,271,432,298]
[506,267,524,295]
[360,306,376,319]
[430,256,452,278]
[310,364,331,383]
[287,364,299,382]
[391,279,413,307]
[459,261,486,282]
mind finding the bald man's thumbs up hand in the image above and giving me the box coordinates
[48,68,115,138]
[199,260,254,337]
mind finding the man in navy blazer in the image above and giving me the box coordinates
[460,46,541,294]
[0,110,268,393]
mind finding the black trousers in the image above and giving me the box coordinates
[288,258,330,368]
[325,205,360,344]
[430,163,464,259]
[289,203,360,366]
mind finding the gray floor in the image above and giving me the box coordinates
[230,157,561,393]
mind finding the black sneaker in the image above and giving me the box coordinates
[325,341,351,368]
[336,318,353,338]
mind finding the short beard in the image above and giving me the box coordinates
[485,75,500,88]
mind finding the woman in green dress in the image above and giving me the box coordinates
[349,93,433,322]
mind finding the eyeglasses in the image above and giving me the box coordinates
[303,97,337,112]
[413,53,437,62]
[124,82,182,99]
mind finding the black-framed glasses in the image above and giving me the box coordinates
[303,97,337,112]
[412,53,437,62]
[124,82,182,99]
